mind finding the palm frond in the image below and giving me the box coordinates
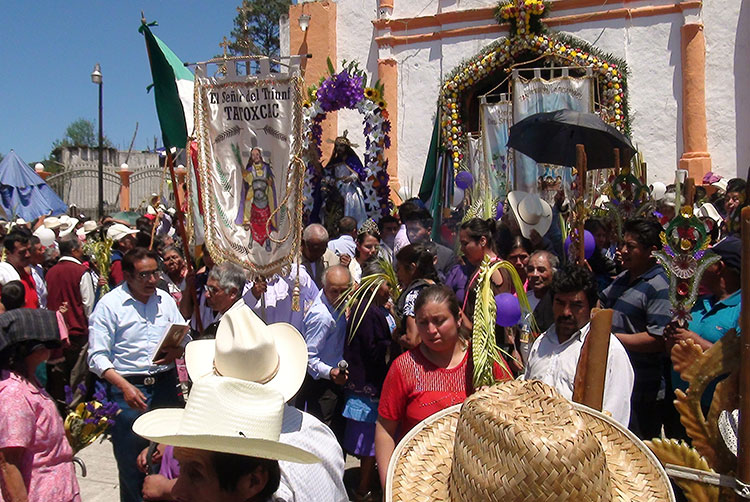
[336,258,401,343]
[471,256,537,387]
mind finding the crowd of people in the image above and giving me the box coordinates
[0,173,745,502]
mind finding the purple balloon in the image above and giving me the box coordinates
[455,171,474,190]
[495,293,522,327]
[496,201,504,220]
[564,230,596,260]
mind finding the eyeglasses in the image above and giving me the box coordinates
[137,270,161,280]
[206,285,224,295]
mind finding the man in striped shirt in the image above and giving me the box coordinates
[602,218,672,440]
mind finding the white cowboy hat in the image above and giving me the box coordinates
[133,374,319,464]
[651,181,667,201]
[59,218,79,237]
[696,202,722,223]
[43,216,62,230]
[386,380,675,502]
[106,223,139,242]
[507,191,552,239]
[76,220,99,239]
[185,304,308,402]
[33,227,56,248]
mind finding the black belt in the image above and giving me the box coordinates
[123,369,174,386]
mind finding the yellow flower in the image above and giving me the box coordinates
[680,205,693,218]
[377,100,387,108]
[364,87,380,101]
[302,101,311,108]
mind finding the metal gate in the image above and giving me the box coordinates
[46,169,121,216]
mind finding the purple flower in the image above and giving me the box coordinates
[384,136,391,149]
[382,120,392,134]
[93,382,107,402]
[64,385,73,405]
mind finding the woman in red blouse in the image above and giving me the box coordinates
[374,284,511,486]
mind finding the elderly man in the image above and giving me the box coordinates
[327,216,357,260]
[524,265,634,425]
[245,265,319,333]
[526,250,559,333]
[88,247,186,502]
[200,261,248,338]
[300,223,340,289]
[297,265,351,436]
[0,230,38,308]
[45,235,96,412]
[601,217,671,439]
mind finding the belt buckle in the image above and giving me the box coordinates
[144,376,156,386]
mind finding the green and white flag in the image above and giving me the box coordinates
[140,21,194,150]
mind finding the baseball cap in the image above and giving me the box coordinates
[712,236,741,272]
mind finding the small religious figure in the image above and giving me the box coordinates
[322,133,368,228]
[235,147,277,251]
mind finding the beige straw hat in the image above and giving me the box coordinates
[386,380,674,502]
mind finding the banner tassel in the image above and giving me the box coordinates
[292,275,301,311]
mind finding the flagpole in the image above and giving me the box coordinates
[167,151,203,333]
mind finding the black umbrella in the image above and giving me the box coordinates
[507,110,635,169]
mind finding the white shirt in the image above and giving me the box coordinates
[0,262,20,284]
[274,405,347,502]
[523,322,634,425]
[245,266,319,333]
[393,224,409,254]
[58,256,96,316]
[327,234,356,258]
[30,264,47,309]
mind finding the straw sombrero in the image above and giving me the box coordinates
[386,380,674,502]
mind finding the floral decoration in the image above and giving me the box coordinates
[599,166,652,239]
[302,59,392,220]
[653,206,720,323]
[64,382,120,453]
[440,0,629,175]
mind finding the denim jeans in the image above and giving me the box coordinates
[107,370,182,502]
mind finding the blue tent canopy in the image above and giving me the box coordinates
[0,150,67,221]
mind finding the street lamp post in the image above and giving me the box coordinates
[91,63,103,218]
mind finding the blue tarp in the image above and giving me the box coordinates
[0,150,67,221]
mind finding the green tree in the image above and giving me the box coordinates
[51,118,113,150]
[229,0,290,61]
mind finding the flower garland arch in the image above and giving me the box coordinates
[441,0,630,174]
[301,60,392,221]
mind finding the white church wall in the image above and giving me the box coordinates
[307,0,744,189]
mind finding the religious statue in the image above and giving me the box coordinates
[235,147,277,251]
[321,133,368,229]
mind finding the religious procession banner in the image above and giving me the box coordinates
[512,74,593,193]
[193,59,306,277]
[480,99,512,201]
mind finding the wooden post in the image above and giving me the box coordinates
[736,206,750,501]
[167,152,203,333]
[613,147,620,177]
[572,309,614,411]
[576,144,587,265]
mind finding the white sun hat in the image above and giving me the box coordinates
[43,216,62,230]
[651,181,667,201]
[76,220,99,239]
[59,218,79,237]
[33,227,56,247]
[106,223,139,242]
[696,202,722,223]
[507,191,553,239]
[133,374,319,464]
[185,303,308,402]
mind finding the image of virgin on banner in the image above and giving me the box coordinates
[193,60,305,277]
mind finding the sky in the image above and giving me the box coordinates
[0,1,247,163]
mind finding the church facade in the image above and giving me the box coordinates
[281,0,748,198]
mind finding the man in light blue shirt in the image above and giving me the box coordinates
[88,247,186,502]
[327,216,357,259]
[297,265,351,438]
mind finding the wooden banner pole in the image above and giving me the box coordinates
[576,144,587,265]
[736,206,750,501]
[167,152,203,333]
[613,147,620,177]
[684,178,696,208]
